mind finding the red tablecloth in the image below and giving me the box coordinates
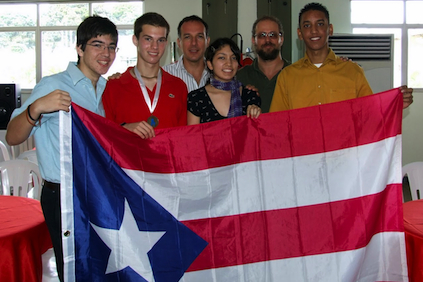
[403,199,423,282]
[0,196,52,282]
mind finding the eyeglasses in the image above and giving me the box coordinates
[254,32,282,39]
[86,43,119,53]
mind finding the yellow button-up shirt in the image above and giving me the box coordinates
[270,48,373,112]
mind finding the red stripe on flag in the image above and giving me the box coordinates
[72,88,402,173]
[182,184,403,271]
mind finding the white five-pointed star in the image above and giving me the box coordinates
[91,199,166,281]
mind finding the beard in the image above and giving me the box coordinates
[256,43,280,61]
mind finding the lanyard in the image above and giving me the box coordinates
[133,67,162,114]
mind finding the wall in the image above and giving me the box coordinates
[238,0,351,61]
[291,0,351,61]
[15,0,423,166]
[146,0,422,166]
[236,0,351,60]
[145,0,257,59]
[402,89,423,165]
[144,0,350,64]
[237,0,257,53]
[144,0,202,65]
[289,0,423,165]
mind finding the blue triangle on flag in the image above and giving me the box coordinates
[71,110,208,281]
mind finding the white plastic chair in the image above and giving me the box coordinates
[0,140,10,161]
[17,149,38,164]
[42,248,59,282]
[402,162,423,201]
[11,135,35,159]
[0,159,42,200]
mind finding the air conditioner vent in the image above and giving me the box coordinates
[328,34,393,61]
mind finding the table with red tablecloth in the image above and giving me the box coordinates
[0,195,53,282]
[404,199,423,282]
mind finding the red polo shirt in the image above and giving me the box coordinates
[103,67,188,129]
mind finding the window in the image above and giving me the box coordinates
[351,0,423,88]
[0,2,143,89]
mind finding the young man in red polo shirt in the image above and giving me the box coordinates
[103,12,188,139]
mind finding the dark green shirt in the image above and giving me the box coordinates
[237,58,290,113]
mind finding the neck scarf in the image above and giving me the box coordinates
[210,77,242,118]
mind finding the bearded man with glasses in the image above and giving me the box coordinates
[237,15,290,113]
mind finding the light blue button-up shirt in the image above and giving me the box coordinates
[11,62,106,183]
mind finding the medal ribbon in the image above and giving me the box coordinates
[134,67,162,114]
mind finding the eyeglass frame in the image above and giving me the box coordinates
[86,42,119,53]
[253,31,282,40]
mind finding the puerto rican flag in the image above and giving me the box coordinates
[60,88,407,282]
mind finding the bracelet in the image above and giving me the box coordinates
[27,104,41,122]
[26,109,37,126]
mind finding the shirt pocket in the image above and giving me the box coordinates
[329,88,357,103]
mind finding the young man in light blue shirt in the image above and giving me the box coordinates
[6,15,118,281]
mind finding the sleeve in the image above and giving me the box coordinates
[11,77,57,128]
[102,82,116,123]
[269,70,290,112]
[355,66,373,97]
[187,89,202,117]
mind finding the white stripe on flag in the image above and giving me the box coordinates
[60,110,76,282]
[180,232,407,282]
[124,136,401,220]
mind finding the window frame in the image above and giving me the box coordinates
[0,1,139,93]
[351,0,423,89]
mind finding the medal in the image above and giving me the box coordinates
[147,115,159,128]
[134,67,162,126]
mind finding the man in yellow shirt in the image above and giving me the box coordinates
[270,2,413,112]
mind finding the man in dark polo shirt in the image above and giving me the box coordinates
[237,15,290,113]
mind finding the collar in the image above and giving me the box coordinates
[299,48,338,68]
[177,54,208,76]
[67,62,88,85]
[67,62,106,88]
[123,66,169,84]
[252,58,261,72]
[251,57,289,76]
[175,55,186,70]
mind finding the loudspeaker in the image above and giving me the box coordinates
[0,84,21,130]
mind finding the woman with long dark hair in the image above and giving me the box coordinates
[187,37,261,124]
